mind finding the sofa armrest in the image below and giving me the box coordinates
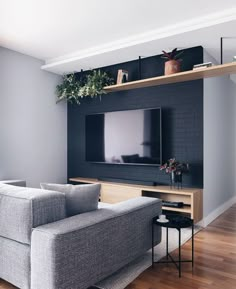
[0,183,66,244]
[31,197,162,289]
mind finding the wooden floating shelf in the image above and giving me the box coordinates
[104,62,236,92]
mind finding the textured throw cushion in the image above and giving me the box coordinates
[40,183,101,216]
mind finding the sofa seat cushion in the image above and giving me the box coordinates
[0,183,66,245]
[40,183,101,216]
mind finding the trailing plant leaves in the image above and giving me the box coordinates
[56,70,114,104]
[56,74,82,104]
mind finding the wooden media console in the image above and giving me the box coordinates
[70,177,203,223]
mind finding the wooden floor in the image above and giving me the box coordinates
[0,205,235,289]
[126,204,236,289]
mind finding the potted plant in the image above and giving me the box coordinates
[160,158,189,188]
[162,48,183,75]
[56,70,114,104]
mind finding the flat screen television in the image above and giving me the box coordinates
[85,107,162,166]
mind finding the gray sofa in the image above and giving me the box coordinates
[0,183,162,289]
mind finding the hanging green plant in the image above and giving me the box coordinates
[56,74,82,104]
[56,70,114,104]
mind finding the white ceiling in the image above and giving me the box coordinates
[0,0,236,74]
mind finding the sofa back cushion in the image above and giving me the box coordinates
[0,183,66,245]
[40,183,100,216]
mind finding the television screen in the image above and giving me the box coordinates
[85,108,162,166]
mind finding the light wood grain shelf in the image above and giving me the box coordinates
[162,205,191,214]
[103,62,236,92]
[70,177,203,223]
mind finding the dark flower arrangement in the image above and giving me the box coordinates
[160,158,189,175]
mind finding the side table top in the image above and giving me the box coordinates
[154,214,193,229]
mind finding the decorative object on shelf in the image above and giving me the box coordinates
[193,62,213,70]
[162,48,183,75]
[56,70,114,104]
[116,69,128,84]
[160,158,189,189]
[170,170,182,186]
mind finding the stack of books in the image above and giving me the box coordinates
[193,62,213,70]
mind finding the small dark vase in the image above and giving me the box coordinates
[170,171,182,189]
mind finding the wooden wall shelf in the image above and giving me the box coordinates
[104,62,236,92]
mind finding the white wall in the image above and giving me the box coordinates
[203,51,236,224]
[0,46,67,187]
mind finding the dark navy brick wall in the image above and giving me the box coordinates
[68,46,203,187]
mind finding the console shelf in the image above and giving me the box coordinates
[103,62,236,92]
[162,205,191,214]
[70,177,203,223]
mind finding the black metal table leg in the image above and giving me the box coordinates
[178,228,181,278]
[152,220,154,268]
[192,223,194,267]
[166,227,169,259]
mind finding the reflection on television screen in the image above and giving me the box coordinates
[85,108,162,166]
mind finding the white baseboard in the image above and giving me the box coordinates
[198,195,236,227]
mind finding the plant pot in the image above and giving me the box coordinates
[165,60,181,75]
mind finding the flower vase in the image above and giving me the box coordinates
[170,171,182,189]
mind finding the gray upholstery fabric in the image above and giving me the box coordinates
[31,197,162,289]
[40,183,72,193]
[0,183,66,244]
[0,236,30,289]
[98,202,111,209]
[40,183,100,216]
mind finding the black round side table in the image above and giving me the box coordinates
[152,214,194,277]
